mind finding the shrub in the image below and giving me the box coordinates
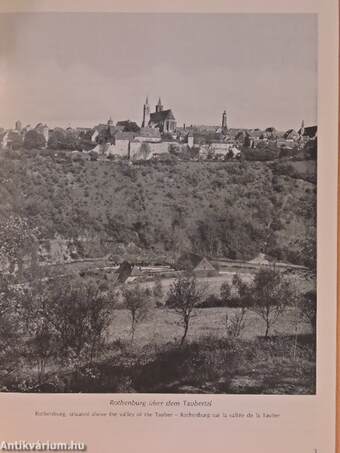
[197,294,223,308]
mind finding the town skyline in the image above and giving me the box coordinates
[0,96,316,133]
[0,13,317,130]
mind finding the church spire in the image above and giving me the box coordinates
[222,110,228,130]
[142,96,151,128]
[156,97,163,113]
[300,119,305,136]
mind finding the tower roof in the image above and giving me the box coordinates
[145,96,149,104]
[157,97,162,106]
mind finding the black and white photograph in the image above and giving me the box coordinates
[0,12,317,394]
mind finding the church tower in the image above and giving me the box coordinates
[15,120,22,131]
[142,96,150,127]
[222,110,228,130]
[300,119,305,136]
[156,97,163,113]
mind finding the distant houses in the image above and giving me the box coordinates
[0,99,317,162]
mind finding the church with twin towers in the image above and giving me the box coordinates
[142,96,228,133]
[142,97,177,133]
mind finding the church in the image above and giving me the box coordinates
[142,97,177,133]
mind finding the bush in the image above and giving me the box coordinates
[243,147,280,161]
[24,130,46,150]
[197,294,223,308]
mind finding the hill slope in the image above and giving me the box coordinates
[0,154,316,267]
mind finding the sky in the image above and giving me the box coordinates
[0,13,317,130]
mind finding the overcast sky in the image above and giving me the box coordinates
[0,13,317,130]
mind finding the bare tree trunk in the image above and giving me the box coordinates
[264,319,270,338]
[180,320,189,346]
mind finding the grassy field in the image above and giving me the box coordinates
[108,306,311,347]
[130,269,314,305]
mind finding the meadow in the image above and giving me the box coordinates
[108,306,312,347]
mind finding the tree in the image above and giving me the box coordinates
[16,275,115,386]
[0,275,25,385]
[53,278,115,364]
[122,284,150,343]
[0,215,39,281]
[298,290,316,336]
[244,133,251,148]
[248,267,292,338]
[225,312,246,338]
[167,275,206,345]
[223,274,251,338]
[48,129,79,150]
[121,121,140,133]
[220,281,231,305]
[224,149,234,160]
[152,277,164,306]
[298,235,316,272]
[15,266,57,384]
[23,130,46,150]
[47,128,67,149]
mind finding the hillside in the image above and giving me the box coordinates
[0,153,316,267]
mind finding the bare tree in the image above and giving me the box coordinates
[152,277,164,306]
[225,312,247,338]
[298,290,316,336]
[248,267,292,338]
[223,274,251,338]
[167,274,206,345]
[122,284,150,343]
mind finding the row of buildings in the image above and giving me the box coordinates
[0,97,317,160]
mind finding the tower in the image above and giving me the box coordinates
[15,120,22,132]
[222,110,228,130]
[42,125,49,147]
[107,117,113,127]
[300,120,305,136]
[155,97,163,113]
[142,96,150,127]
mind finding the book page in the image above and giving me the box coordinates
[0,1,337,452]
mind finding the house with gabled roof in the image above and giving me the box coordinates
[175,252,219,277]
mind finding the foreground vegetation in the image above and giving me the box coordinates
[0,268,316,394]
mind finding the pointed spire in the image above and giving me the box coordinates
[145,96,149,105]
[157,97,162,106]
